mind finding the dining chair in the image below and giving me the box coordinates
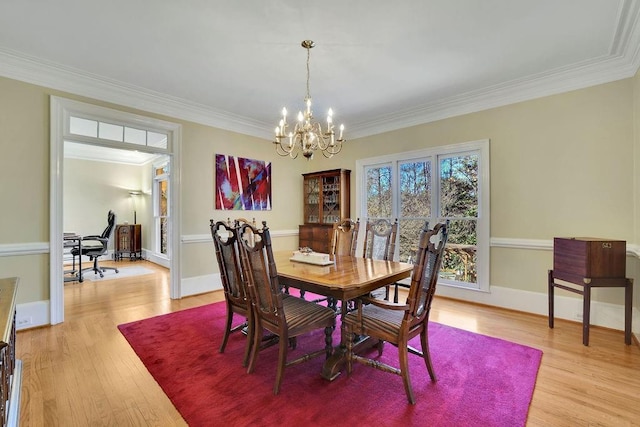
[330,218,359,256]
[362,218,398,300]
[237,220,336,395]
[343,220,448,404]
[210,219,253,366]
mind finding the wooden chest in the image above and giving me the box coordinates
[553,237,626,279]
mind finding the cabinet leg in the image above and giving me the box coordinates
[548,270,554,329]
[625,279,633,345]
[582,285,591,346]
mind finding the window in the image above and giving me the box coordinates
[153,161,170,257]
[69,116,168,149]
[357,140,489,291]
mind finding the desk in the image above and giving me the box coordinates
[274,251,413,380]
[63,234,83,283]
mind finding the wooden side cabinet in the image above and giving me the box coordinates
[299,224,333,253]
[300,169,350,253]
[548,237,632,346]
[0,277,21,427]
[114,224,142,260]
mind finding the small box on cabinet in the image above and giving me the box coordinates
[553,237,626,279]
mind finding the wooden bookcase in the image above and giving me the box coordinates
[299,169,350,253]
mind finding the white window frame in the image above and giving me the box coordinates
[356,139,490,292]
[152,159,170,261]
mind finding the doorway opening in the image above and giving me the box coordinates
[50,96,182,324]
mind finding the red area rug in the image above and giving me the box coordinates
[118,302,542,426]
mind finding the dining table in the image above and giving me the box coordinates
[274,250,413,380]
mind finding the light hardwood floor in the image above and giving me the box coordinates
[16,260,640,426]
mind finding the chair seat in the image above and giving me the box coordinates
[71,244,103,255]
[343,304,404,343]
[282,296,335,332]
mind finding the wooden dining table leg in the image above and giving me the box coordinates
[321,300,348,381]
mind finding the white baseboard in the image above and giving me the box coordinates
[7,359,22,427]
[144,250,169,268]
[436,284,640,335]
[181,273,223,297]
[15,300,50,331]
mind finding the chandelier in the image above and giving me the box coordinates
[273,40,345,160]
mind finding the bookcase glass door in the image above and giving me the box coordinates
[322,175,341,223]
[304,176,320,223]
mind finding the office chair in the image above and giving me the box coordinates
[72,210,119,278]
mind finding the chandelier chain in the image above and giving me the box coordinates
[305,45,311,102]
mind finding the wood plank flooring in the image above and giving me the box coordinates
[16,260,640,426]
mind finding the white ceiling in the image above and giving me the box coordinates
[64,141,162,166]
[2,1,640,141]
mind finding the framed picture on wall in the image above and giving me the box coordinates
[215,154,272,210]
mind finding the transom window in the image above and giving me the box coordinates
[69,116,168,150]
[357,139,489,291]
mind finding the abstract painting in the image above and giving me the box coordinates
[215,154,271,210]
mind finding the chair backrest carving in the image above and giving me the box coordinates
[331,218,360,257]
[210,220,247,304]
[405,221,449,325]
[362,218,398,261]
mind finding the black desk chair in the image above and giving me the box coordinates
[72,210,119,278]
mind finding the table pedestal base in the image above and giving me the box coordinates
[321,335,379,381]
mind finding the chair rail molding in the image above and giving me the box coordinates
[490,238,640,259]
[182,229,299,244]
[3,238,638,259]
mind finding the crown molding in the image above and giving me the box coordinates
[349,54,638,139]
[1,0,639,141]
[0,48,271,140]
[350,0,640,138]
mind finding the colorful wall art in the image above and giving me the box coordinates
[215,154,272,210]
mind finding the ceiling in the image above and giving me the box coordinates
[64,141,163,166]
[2,1,640,142]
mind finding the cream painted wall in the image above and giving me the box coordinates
[0,78,51,304]
[64,158,147,240]
[0,78,49,244]
[0,75,306,305]
[0,72,638,319]
[180,121,307,235]
[311,79,637,308]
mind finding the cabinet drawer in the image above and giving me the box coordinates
[299,225,313,240]
[312,226,331,241]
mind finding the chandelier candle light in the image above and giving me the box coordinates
[273,40,345,159]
